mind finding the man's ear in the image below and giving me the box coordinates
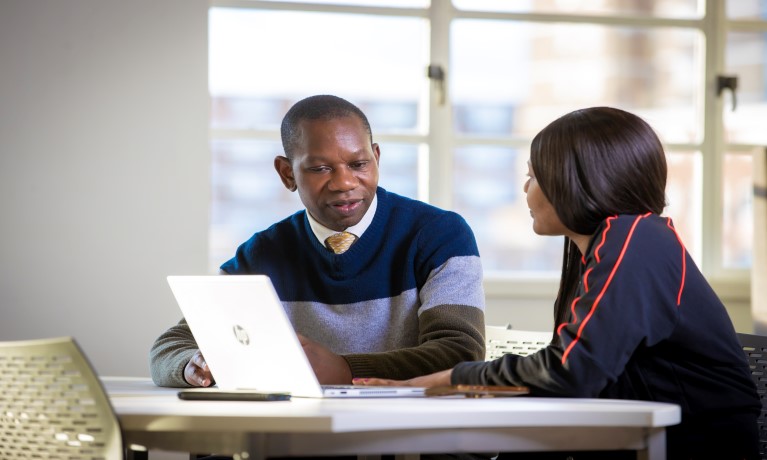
[372,143,381,164]
[274,156,297,192]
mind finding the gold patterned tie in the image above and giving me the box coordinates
[325,231,357,254]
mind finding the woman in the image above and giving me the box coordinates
[357,107,761,459]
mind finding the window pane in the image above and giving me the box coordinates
[665,151,702,266]
[723,153,754,268]
[209,8,428,271]
[210,139,303,270]
[454,147,702,273]
[211,97,420,134]
[452,0,701,19]
[256,0,429,7]
[210,138,420,271]
[377,143,420,199]
[452,145,563,273]
[211,97,286,130]
[724,31,767,144]
[209,7,428,134]
[451,20,702,143]
[726,0,767,19]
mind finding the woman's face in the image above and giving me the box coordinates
[523,160,571,237]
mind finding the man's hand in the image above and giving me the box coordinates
[184,350,214,387]
[352,369,453,388]
[297,334,352,384]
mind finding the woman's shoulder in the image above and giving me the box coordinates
[593,213,682,255]
[601,213,674,233]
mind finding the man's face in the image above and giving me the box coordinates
[275,116,380,232]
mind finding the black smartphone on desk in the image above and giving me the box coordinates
[178,388,291,401]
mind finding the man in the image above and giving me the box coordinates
[150,94,486,388]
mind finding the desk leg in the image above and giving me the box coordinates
[638,427,666,460]
[244,433,267,460]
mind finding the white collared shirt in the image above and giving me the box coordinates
[306,195,378,245]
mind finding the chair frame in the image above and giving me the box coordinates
[738,332,767,460]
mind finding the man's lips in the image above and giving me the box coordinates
[330,199,362,215]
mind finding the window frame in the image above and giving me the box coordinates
[209,0,763,304]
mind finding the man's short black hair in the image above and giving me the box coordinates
[280,95,373,159]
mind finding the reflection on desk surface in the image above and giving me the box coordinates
[101,376,179,397]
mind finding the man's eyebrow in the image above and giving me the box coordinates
[350,149,371,158]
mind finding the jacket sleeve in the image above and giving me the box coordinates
[343,212,487,379]
[453,215,682,396]
[149,318,198,387]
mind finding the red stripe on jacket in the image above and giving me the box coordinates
[560,213,651,364]
[666,218,686,306]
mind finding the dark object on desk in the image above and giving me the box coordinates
[178,389,291,401]
[738,332,767,459]
[426,384,530,398]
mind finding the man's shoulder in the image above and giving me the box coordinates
[381,188,462,221]
[238,211,307,247]
[377,189,475,251]
[220,210,308,273]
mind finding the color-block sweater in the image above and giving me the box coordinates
[150,187,486,387]
[452,213,760,458]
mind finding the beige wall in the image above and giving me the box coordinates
[0,0,210,379]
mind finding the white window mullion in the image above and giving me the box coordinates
[701,0,727,276]
[427,1,453,209]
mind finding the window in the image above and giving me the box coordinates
[208,5,428,266]
[209,0,767,294]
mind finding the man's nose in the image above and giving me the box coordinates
[328,166,357,191]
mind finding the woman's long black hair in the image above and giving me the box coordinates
[529,107,668,344]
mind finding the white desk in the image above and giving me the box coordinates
[104,377,680,460]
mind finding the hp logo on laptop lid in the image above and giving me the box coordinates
[232,325,250,346]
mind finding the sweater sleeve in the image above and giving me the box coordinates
[344,304,486,379]
[453,215,682,396]
[149,318,199,387]
[343,211,487,379]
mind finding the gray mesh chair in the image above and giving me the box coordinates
[739,332,767,460]
[0,336,123,460]
[485,325,551,360]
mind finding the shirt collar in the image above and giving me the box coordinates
[306,194,378,245]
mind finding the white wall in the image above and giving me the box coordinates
[0,0,210,379]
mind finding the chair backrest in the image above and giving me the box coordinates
[0,337,123,460]
[738,332,767,460]
[485,325,551,361]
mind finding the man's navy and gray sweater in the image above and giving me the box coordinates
[150,188,486,385]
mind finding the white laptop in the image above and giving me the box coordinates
[166,275,426,398]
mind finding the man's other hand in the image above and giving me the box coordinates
[297,334,353,384]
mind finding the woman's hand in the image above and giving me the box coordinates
[352,369,453,388]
